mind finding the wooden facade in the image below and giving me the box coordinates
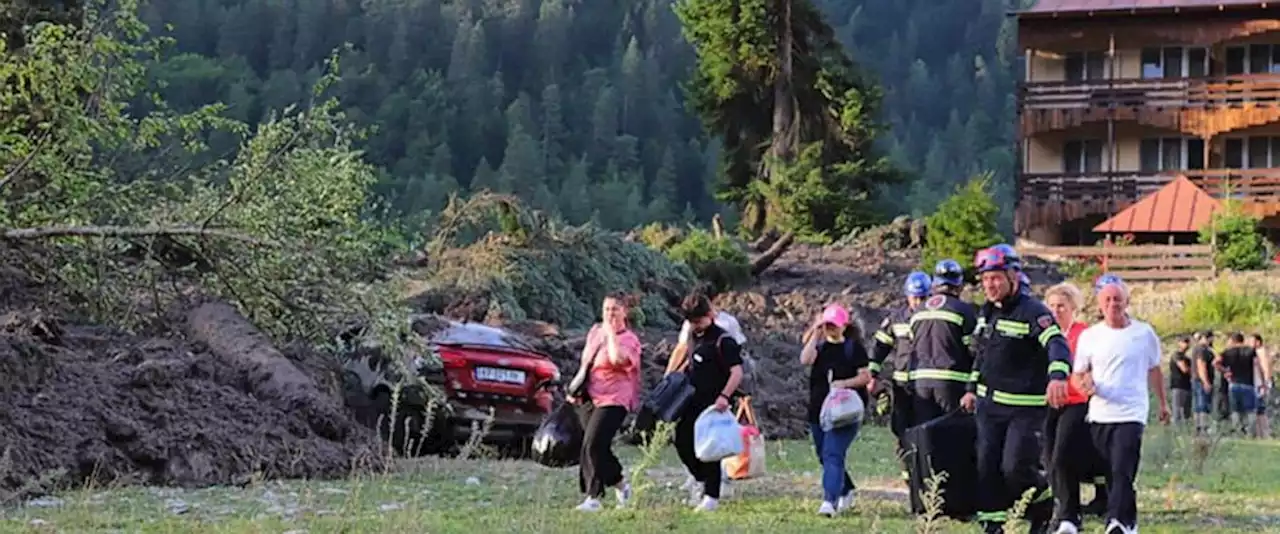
[1014,3,1280,242]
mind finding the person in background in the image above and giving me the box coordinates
[1040,282,1105,533]
[1217,332,1261,436]
[568,293,643,511]
[1168,338,1194,424]
[1249,334,1272,438]
[671,293,744,512]
[801,303,872,517]
[1072,280,1169,534]
[666,293,747,498]
[1191,331,1217,434]
[869,271,931,484]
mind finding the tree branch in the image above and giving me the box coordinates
[2,225,273,245]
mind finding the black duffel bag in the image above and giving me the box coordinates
[904,410,978,520]
[643,371,696,423]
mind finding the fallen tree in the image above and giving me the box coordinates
[0,2,412,495]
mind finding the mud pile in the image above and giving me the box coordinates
[0,300,384,499]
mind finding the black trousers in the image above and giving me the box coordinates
[889,381,914,479]
[578,405,628,498]
[976,400,1052,529]
[912,379,966,424]
[1046,403,1107,525]
[1090,422,1143,529]
[674,398,722,499]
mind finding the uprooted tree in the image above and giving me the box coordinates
[1,0,415,353]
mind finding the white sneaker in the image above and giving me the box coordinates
[575,498,602,511]
[818,501,837,517]
[837,491,856,512]
[615,483,631,509]
[694,496,718,512]
[1105,519,1136,534]
[1054,521,1080,534]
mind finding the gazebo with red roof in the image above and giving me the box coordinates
[1093,176,1224,243]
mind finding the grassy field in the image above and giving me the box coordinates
[4,425,1280,534]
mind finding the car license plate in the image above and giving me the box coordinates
[474,366,526,384]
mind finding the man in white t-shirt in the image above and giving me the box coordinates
[1069,280,1170,534]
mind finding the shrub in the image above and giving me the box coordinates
[1181,280,1278,328]
[634,222,684,252]
[922,173,1004,277]
[1199,201,1268,271]
[665,228,752,295]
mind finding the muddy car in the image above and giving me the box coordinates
[341,316,563,456]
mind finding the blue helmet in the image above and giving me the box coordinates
[904,271,932,297]
[974,244,1021,274]
[1094,273,1123,292]
[933,259,964,287]
[991,244,1023,271]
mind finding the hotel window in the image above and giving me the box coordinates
[1139,137,1205,172]
[1141,46,1209,78]
[1224,44,1280,74]
[1223,136,1280,168]
[1064,51,1106,82]
[1063,140,1104,173]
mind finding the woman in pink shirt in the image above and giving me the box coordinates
[568,292,643,511]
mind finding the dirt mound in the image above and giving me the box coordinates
[0,306,384,499]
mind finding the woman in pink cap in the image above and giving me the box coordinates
[800,302,872,517]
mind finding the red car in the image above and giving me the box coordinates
[343,318,562,456]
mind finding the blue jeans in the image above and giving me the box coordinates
[810,422,860,503]
[1229,383,1258,414]
[1192,381,1212,414]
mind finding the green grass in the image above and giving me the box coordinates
[4,426,1280,533]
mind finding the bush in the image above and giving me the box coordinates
[665,228,752,296]
[922,173,1004,277]
[1181,280,1278,329]
[1199,201,1268,271]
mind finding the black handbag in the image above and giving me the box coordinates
[644,371,696,422]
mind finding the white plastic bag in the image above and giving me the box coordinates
[820,387,865,431]
[694,406,744,462]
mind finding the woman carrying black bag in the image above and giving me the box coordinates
[566,293,643,512]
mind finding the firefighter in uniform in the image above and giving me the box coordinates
[908,259,978,423]
[963,245,1072,534]
[870,270,931,481]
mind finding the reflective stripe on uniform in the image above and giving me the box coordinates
[976,511,1008,523]
[976,384,1046,406]
[892,371,910,382]
[909,310,965,327]
[1038,324,1062,346]
[1048,361,1071,376]
[874,330,895,345]
[995,319,1029,336]
[909,368,971,382]
[869,362,883,373]
[891,323,911,337]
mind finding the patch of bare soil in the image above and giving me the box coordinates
[0,285,383,499]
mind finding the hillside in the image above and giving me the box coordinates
[138,0,1021,230]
